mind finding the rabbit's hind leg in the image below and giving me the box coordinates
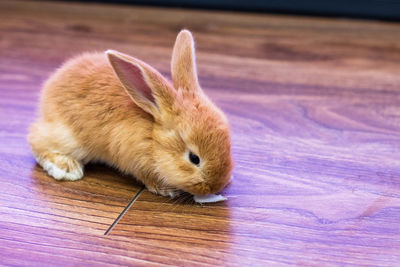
[28,120,85,181]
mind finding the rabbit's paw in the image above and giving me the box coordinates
[145,183,182,198]
[35,152,84,181]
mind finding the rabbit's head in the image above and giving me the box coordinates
[107,30,233,195]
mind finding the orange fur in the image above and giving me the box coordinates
[28,30,233,196]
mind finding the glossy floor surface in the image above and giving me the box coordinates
[0,0,400,265]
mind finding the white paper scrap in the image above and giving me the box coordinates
[194,194,227,203]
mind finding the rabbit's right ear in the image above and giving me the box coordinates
[106,50,175,117]
[171,30,200,92]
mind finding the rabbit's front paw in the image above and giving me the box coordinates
[35,152,84,181]
[145,183,182,198]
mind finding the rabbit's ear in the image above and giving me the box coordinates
[171,30,200,92]
[106,50,175,116]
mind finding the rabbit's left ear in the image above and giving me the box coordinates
[106,50,175,118]
[171,30,200,92]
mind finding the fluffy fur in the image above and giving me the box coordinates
[28,30,233,197]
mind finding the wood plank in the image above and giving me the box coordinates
[1,0,400,265]
[112,190,400,265]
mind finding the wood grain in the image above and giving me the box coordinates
[1,0,400,265]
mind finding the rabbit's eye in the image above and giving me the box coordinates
[189,151,200,166]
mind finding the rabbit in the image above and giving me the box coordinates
[28,30,233,198]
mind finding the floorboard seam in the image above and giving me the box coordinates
[104,185,145,235]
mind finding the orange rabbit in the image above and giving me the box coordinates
[28,30,233,197]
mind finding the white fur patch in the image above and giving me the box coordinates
[194,194,227,203]
[42,159,65,180]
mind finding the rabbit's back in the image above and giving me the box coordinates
[38,52,153,163]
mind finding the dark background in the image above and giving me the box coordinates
[78,0,400,20]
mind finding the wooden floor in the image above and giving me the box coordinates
[1,0,400,265]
